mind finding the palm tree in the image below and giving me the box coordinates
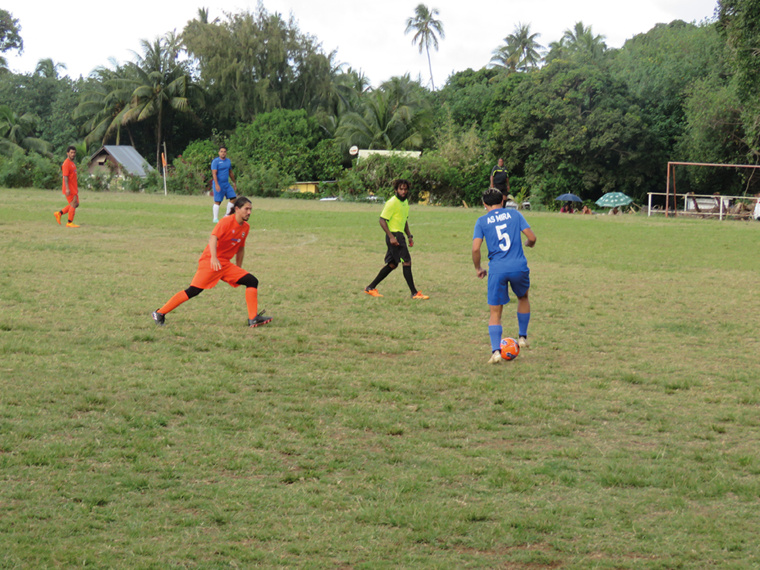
[336,81,431,151]
[34,58,67,79]
[122,35,200,167]
[491,23,543,73]
[405,4,445,90]
[0,104,51,156]
[561,22,607,60]
[544,37,569,64]
[74,60,137,148]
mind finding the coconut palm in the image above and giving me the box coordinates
[34,58,67,79]
[74,60,137,148]
[122,35,200,167]
[0,104,51,156]
[336,83,430,151]
[491,23,543,73]
[562,22,607,60]
[405,4,445,90]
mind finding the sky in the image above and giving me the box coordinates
[6,0,718,88]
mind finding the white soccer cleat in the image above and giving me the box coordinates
[488,351,503,364]
[518,336,529,349]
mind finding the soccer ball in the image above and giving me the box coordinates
[500,338,520,361]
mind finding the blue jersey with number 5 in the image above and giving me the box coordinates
[473,208,530,272]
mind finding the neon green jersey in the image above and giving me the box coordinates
[380,195,409,233]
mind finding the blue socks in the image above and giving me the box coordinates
[488,325,502,352]
[518,312,530,338]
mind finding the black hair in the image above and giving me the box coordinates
[219,145,227,151]
[67,145,76,153]
[226,196,251,215]
[393,179,411,190]
[482,188,504,206]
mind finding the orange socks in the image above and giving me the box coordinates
[61,205,75,222]
[245,287,258,319]
[159,291,190,315]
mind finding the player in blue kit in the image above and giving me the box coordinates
[211,146,237,223]
[472,188,537,364]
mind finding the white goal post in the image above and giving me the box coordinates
[656,161,760,220]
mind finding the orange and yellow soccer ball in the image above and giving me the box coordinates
[500,338,520,361]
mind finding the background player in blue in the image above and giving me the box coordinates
[472,188,537,364]
[212,146,237,222]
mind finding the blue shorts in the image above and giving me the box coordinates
[213,182,236,202]
[487,269,530,306]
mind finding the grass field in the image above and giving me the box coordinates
[2,189,760,568]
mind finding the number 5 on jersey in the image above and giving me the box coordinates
[496,224,511,251]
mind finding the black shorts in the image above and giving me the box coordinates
[384,232,411,265]
[493,182,508,193]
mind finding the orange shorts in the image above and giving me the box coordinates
[64,192,78,203]
[190,260,249,289]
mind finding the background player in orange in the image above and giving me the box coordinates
[54,146,80,227]
[151,196,273,328]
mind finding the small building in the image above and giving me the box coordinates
[88,146,154,178]
[287,181,337,195]
[288,181,320,194]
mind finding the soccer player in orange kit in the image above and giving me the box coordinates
[151,196,273,328]
[54,146,80,227]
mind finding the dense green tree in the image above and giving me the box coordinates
[182,5,337,127]
[229,108,338,181]
[492,60,655,203]
[610,20,728,191]
[0,9,22,73]
[677,75,748,192]
[0,70,76,155]
[405,4,445,90]
[719,0,760,150]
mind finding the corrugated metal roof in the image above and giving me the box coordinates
[91,146,154,177]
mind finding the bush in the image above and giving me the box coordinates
[0,150,59,189]
[166,158,209,195]
[237,164,295,198]
[178,139,218,188]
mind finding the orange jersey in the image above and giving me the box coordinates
[198,215,249,264]
[61,158,78,195]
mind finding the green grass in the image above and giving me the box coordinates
[2,189,760,568]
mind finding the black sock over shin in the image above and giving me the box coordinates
[402,265,416,294]
[368,264,394,289]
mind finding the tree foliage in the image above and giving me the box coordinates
[493,60,654,204]
[719,0,760,150]
[182,4,336,127]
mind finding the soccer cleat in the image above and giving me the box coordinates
[54,211,62,224]
[151,310,166,326]
[411,291,430,300]
[213,219,218,223]
[364,288,383,297]
[488,351,503,364]
[66,222,80,228]
[518,336,530,349]
[248,311,272,328]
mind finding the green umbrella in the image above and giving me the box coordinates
[595,192,633,208]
